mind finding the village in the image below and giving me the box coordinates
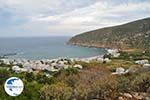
[0,49,116,74]
[0,49,150,100]
[0,49,150,77]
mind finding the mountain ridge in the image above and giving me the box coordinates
[68,17,150,51]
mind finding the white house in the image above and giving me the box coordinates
[12,66,22,73]
[107,49,120,57]
[73,64,83,69]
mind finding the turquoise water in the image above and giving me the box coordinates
[0,36,106,60]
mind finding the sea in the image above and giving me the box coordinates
[0,36,106,60]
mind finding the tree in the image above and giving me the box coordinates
[0,69,10,84]
[25,72,35,82]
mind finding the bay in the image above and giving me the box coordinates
[0,36,106,60]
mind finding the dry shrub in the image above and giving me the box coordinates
[72,66,118,100]
[40,82,72,100]
[131,72,150,92]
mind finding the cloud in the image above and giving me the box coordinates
[0,0,99,15]
[0,0,150,37]
[33,0,150,35]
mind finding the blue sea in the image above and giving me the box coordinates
[0,36,106,60]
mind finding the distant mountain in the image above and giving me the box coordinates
[68,17,150,50]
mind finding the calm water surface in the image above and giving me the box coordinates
[0,36,106,60]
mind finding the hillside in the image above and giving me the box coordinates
[68,17,150,50]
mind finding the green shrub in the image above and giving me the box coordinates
[64,68,79,76]
[25,72,35,82]
[22,82,42,100]
[117,75,131,92]
[0,69,10,84]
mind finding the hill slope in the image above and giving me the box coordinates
[68,18,150,50]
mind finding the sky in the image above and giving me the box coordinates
[0,0,150,37]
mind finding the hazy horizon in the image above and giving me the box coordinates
[0,35,72,38]
[0,0,150,37]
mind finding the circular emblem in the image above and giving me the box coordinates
[4,77,24,96]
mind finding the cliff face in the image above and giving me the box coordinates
[68,18,150,50]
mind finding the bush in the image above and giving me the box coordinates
[25,72,35,82]
[22,82,42,100]
[72,67,117,100]
[103,54,112,59]
[64,68,79,76]
[74,81,91,100]
[117,75,131,92]
[131,72,150,92]
[65,75,78,88]
[40,82,72,100]
[89,75,118,100]
[36,73,56,84]
[0,69,10,84]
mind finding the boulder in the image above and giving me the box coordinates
[127,67,140,73]
[133,93,143,100]
[135,60,149,65]
[112,67,126,75]
[143,63,150,68]
[123,93,133,98]
[116,67,125,73]
[142,63,150,72]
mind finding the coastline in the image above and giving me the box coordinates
[67,42,145,52]
[0,47,121,74]
[0,36,104,60]
[67,41,118,50]
[1,46,150,100]
[0,54,107,74]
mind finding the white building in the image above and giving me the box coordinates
[73,64,83,69]
[107,49,120,57]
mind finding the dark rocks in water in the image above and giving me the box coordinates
[3,53,17,56]
[0,53,17,58]
[0,55,7,59]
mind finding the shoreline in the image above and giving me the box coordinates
[0,53,107,73]
[68,42,146,52]
[0,47,120,74]
[0,43,107,60]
